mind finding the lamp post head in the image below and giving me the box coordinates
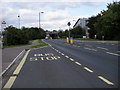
[67,22,71,26]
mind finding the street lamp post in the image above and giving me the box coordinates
[18,15,20,29]
[39,11,44,29]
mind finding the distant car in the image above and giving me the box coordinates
[45,37,48,40]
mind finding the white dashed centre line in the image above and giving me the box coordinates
[106,52,119,56]
[65,56,69,58]
[98,76,114,85]
[84,67,93,73]
[49,46,115,86]
[75,62,82,65]
[69,58,74,61]
[97,47,108,50]
[84,47,97,51]
[41,57,44,60]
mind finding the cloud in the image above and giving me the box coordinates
[2,0,116,2]
[43,10,70,21]
[0,0,115,31]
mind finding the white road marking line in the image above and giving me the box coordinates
[58,52,61,53]
[0,50,25,77]
[56,50,58,52]
[46,57,49,60]
[65,56,69,58]
[75,62,81,65]
[35,58,38,61]
[51,57,57,60]
[56,56,60,59]
[106,52,119,56]
[41,57,44,60]
[98,76,114,85]
[61,53,64,55]
[13,50,30,75]
[97,47,108,50]
[84,67,93,73]
[3,50,30,88]
[69,58,74,61]
[84,47,97,51]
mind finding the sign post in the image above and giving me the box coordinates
[67,22,71,43]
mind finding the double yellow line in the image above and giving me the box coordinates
[3,50,30,89]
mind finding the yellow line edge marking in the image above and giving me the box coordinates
[3,76,17,89]
[84,67,93,73]
[98,76,114,85]
[3,50,31,89]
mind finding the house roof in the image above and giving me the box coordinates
[73,18,80,28]
[73,18,89,28]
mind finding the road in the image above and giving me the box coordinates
[3,39,119,88]
[2,40,40,72]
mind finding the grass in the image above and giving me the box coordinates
[74,38,97,41]
[30,40,48,48]
[3,40,33,48]
[74,38,118,41]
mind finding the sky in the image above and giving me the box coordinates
[0,0,119,31]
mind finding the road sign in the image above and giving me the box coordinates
[2,21,6,24]
[67,22,71,26]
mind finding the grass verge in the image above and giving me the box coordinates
[74,38,97,41]
[74,38,118,41]
[3,40,33,48]
[30,40,48,48]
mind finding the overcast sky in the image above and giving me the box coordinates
[0,0,119,31]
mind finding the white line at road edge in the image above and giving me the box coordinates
[98,76,114,85]
[3,50,30,89]
[106,52,119,56]
[0,50,25,77]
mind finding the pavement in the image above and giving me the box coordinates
[2,40,39,72]
[2,39,119,89]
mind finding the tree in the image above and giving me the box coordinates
[3,26,46,46]
[94,1,120,40]
[86,14,101,39]
[70,26,83,38]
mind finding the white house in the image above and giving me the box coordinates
[73,18,89,38]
